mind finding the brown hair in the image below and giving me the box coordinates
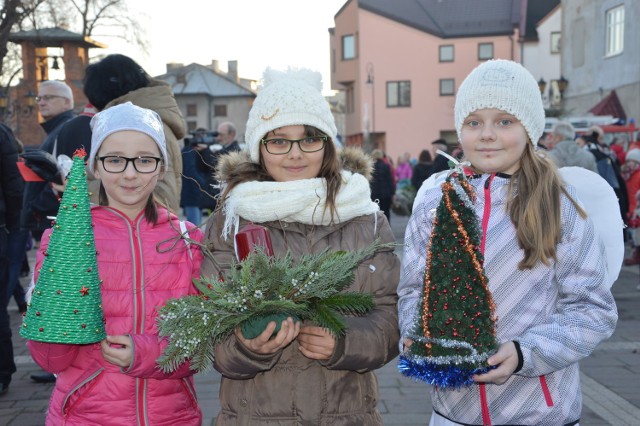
[507,143,586,269]
[218,125,343,223]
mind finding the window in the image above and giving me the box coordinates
[440,79,455,96]
[550,32,561,53]
[478,43,494,60]
[439,45,454,62]
[386,81,411,107]
[342,34,355,60]
[346,84,355,114]
[187,121,197,132]
[605,5,624,56]
[186,104,197,117]
[214,104,227,117]
[176,74,186,85]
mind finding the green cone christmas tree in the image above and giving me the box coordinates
[399,171,498,388]
[21,148,106,344]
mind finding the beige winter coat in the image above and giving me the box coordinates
[201,149,400,425]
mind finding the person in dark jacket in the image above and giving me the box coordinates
[20,81,75,241]
[0,123,25,396]
[370,149,395,222]
[206,122,242,212]
[180,139,209,225]
[20,80,75,385]
[428,138,451,175]
[411,149,433,190]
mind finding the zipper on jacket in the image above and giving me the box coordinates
[479,174,495,426]
[107,208,148,426]
[132,217,147,426]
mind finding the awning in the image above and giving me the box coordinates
[589,90,626,122]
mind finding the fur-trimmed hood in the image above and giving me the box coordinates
[215,146,374,183]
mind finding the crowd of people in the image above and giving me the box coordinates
[0,57,628,425]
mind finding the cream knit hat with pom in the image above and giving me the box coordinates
[454,59,545,146]
[245,67,338,163]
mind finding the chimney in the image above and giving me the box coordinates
[228,60,238,82]
[166,62,184,72]
[210,60,221,73]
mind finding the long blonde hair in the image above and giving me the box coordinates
[507,143,586,269]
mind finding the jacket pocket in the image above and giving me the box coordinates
[61,367,105,417]
[181,377,199,409]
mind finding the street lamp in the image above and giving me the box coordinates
[537,78,547,96]
[366,62,375,138]
[0,90,37,120]
[557,75,569,99]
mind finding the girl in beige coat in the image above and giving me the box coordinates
[202,68,400,425]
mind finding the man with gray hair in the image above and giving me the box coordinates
[546,121,598,173]
[20,80,75,384]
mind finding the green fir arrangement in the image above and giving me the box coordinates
[157,241,392,373]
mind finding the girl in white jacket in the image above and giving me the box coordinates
[398,60,617,425]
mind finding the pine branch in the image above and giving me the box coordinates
[157,240,395,372]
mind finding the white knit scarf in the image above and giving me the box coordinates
[221,170,379,239]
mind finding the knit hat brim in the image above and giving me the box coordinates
[89,102,167,173]
[454,60,545,146]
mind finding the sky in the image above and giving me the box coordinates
[99,0,347,95]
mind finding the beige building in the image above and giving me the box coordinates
[156,60,256,143]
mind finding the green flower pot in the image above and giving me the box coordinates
[241,313,300,340]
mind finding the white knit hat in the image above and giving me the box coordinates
[89,102,167,173]
[454,59,545,146]
[245,67,338,163]
[626,149,640,164]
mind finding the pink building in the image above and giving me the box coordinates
[330,0,559,162]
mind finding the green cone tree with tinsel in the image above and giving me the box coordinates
[21,148,106,344]
[399,171,498,388]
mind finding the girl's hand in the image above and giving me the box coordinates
[297,326,336,360]
[50,179,67,194]
[235,317,300,355]
[472,341,519,385]
[101,335,133,368]
[403,338,414,352]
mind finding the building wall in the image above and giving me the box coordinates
[334,6,518,162]
[562,0,640,122]
[175,94,253,143]
[523,7,562,108]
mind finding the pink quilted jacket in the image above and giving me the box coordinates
[27,206,203,426]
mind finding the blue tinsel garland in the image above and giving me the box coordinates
[398,354,495,389]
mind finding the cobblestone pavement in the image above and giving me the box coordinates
[2,212,639,425]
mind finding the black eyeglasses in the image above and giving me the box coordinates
[98,156,163,173]
[260,136,328,155]
[35,95,65,102]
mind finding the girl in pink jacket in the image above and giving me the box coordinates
[27,102,203,426]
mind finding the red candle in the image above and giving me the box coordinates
[235,223,274,261]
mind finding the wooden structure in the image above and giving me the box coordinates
[6,28,106,146]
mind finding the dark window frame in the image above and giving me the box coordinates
[439,79,455,96]
[342,34,356,60]
[386,80,411,107]
[439,44,454,62]
[478,42,494,60]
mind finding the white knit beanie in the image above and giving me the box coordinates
[454,59,545,146]
[245,67,338,163]
[89,102,167,173]
[626,149,640,164]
